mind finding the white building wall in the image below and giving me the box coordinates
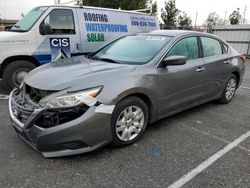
[212,25,250,56]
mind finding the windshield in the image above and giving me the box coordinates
[10,6,48,32]
[92,35,172,65]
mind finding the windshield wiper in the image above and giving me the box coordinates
[9,25,26,32]
[85,53,93,59]
[13,25,20,28]
[96,57,121,64]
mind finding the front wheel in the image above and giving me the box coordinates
[111,96,149,147]
[2,60,36,91]
[218,74,237,104]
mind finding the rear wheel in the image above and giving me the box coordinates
[111,96,149,147]
[2,60,36,91]
[218,74,237,104]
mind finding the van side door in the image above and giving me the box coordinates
[35,8,81,64]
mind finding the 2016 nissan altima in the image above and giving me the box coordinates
[9,30,245,157]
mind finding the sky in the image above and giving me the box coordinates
[0,0,249,25]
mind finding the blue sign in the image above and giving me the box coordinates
[50,38,71,61]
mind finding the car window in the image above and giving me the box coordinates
[165,37,199,60]
[222,42,229,54]
[92,35,172,65]
[43,9,75,34]
[201,37,222,57]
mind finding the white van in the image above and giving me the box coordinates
[0,5,159,90]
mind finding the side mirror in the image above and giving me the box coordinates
[40,23,52,35]
[162,55,187,66]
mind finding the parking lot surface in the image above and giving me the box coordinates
[0,60,250,188]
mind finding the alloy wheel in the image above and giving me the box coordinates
[225,78,236,100]
[115,106,145,142]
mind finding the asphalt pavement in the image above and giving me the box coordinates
[0,61,249,188]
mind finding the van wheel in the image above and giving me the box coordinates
[3,60,36,91]
[111,96,149,147]
[218,74,237,104]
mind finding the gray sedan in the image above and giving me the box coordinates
[9,30,245,157]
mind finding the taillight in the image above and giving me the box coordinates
[240,55,246,63]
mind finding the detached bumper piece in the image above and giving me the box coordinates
[9,89,113,157]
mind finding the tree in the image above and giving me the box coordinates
[229,8,241,25]
[178,12,192,29]
[150,1,157,16]
[218,18,225,25]
[81,0,148,10]
[161,0,180,28]
[204,12,220,29]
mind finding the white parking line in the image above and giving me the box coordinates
[170,119,250,153]
[188,125,250,153]
[240,86,250,90]
[168,130,250,188]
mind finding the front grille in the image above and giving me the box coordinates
[11,89,37,124]
[16,107,33,123]
[42,140,89,152]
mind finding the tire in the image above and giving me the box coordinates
[217,74,237,104]
[2,60,36,91]
[111,96,149,147]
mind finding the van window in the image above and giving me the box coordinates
[10,7,48,32]
[43,9,75,34]
[165,37,199,60]
[201,37,222,57]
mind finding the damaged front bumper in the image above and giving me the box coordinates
[9,89,115,158]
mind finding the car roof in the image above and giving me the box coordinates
[147,30,211,37]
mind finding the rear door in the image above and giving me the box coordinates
[200,36,230,98]
[35,8,81,64]
[157,36,207,117]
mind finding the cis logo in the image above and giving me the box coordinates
[50,38,71,61]
[51,38,69,47]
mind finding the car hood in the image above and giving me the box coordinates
[0,31,31,46]
[24,56,137,91]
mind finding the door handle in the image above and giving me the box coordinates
[224,60,230,64]
[196,67,205,72]
[76,43,80,51]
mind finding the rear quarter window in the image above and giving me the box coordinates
[221,42,229,54]
[201,37,223,57]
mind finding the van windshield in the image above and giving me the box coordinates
[10,6,48,32]
[91,35,172,65]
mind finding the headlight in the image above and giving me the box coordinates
[47,86,102,108]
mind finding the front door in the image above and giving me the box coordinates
[157,36,206,117]
[35,8,81,65]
